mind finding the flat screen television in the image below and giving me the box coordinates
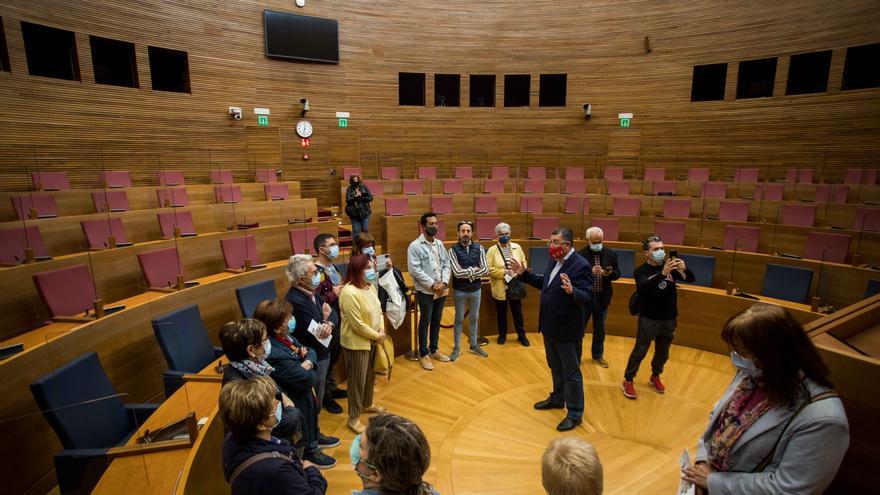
[264,10,339,64]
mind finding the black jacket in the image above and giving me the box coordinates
[221,365,303,441]
[344,184,373,220]
[266,335,319,448]
[221,434,327,495]
[575,246,621,307]
[633,262,695,320]
[518,249,592,342]
[285,287,335,361]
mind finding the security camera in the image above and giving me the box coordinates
[300,98,309,114]
[582,103,592,119]
[228,107,242,120]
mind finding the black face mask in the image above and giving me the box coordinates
[425,226,438,237]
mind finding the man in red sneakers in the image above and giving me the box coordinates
[622,235,694,399]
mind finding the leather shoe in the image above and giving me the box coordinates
[556,417,582,432]
[330,388,347,399]
[322,397,343,414]
[518,335,531,347]
[533,398,565,410]
[497,335,506,345]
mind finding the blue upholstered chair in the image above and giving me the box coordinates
[30,352,158,494]
[151,305,223,397]
[610,249,635,278]
[678,253,715,287]
[235,279,277,318]
[762,264,814,303]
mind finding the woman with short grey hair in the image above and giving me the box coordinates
[485,222,530,346]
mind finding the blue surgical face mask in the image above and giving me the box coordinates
[363,246,375,256]
[259,339,271,361]
[731,351,762,377]
[327,245,339,259]
[274,401,282,425]
[287,316,296,334]
[590,243,603,252]
[350,434,377,478]
[349,433,362,467]
[651,249,666,263]
[365,269,377,282]
[499,235,510,244]
[309,272,322,289]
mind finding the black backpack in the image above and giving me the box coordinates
[628,291,639,315]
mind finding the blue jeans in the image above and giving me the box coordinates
[351,215,370,238]
[416,292,446,357]
[544,336,584,420]
[584,297,608,359]
[453,289,481,350]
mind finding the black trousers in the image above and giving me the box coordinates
[624,317,676,381]
[494,298,525,337]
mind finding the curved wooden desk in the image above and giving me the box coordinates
[0,197,318,257]
[0,220,335,342]
[382,233,879,309]
[339,178,880,204]
[0,181,302,222]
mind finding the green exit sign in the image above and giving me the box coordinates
[620,118,631,128]
[257,115,269,126]
[338,118,348,128]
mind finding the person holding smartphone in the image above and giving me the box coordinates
[622,235,695,400]
[576,226,621,368]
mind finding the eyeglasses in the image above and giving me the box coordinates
[547,239,570,246]
[646,235,661,243]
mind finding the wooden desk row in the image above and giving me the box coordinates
[352,193,879,247]
[340,179,880,203]
[0,198,318,258]
[0,220,337,343]
[381,227,879,309]
[0,181,303,222]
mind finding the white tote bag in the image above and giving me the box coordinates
[378,269,406,329]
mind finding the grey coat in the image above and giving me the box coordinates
[696,372,849,494]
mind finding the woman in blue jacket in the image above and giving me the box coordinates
[254,299,337,469]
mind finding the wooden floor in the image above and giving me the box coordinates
[319,330,734,495]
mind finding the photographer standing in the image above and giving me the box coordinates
[622,235,694,400]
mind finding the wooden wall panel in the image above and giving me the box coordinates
[0,1,877,202]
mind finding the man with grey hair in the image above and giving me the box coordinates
[576,226,620,368]
[283,254,341,449]
[508,227,592,431]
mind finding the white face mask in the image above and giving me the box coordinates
[731,351,762,377]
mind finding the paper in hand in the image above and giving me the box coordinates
[678,448,695,495]
[308,319,332,348]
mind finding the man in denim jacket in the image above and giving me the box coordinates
[406,211,451,371]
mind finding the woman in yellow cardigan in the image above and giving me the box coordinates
[485,222,530,346]
[340,254,388,433]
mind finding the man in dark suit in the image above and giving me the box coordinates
[508,227,592,431]
[576,226,621,368]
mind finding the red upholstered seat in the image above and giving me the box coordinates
[33,264,97,316]
[220,236,262,270]
[157,170,185,186]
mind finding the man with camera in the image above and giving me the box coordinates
[622,235,695,400]
[576,226,620,369]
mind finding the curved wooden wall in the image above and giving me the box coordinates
[0,1,878,204]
